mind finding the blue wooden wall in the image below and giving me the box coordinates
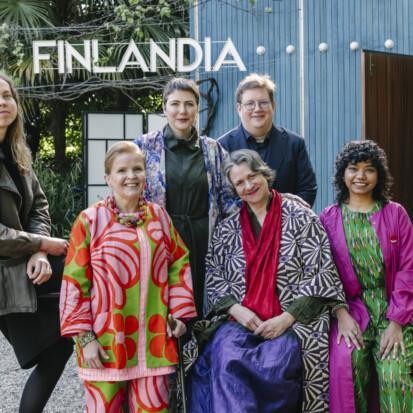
[191,0,413,211]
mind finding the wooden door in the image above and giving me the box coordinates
[362,50,413,218]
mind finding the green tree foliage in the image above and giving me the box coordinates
[0,0,189,166]
[0,1,189,236]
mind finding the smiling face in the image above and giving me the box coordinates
[163,89,198,138]
[0,78,18,143]
[344,161,378,200]
[105,152,146,211]
[237,87,275,138]
[229,162,270,208]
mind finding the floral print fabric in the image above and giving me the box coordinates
[134,130,237,242]
[60,200,197,381]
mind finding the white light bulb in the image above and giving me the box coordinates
[350,41,359,51]
[256,45,266,55]
[318,42,329,53]
[384,39,395,49]
[286,44,295,54]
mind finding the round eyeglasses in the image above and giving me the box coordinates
[240,100,272,111]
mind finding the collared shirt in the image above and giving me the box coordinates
[163,124,200,151]
[241,125,274,164]
[218,124,318,206]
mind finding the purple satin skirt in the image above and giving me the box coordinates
[188,321,303,413]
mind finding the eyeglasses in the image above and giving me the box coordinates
[240,100,272,111]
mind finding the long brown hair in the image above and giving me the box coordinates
[0,73,32,173]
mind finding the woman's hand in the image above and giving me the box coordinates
[335,307,364,350]
[380,321,405,360]
[82,339,109,369]
[167,315,187,338]
[26,252,52,285]
[40,236,68,256]
[254,312,295,339]
[228,304,263,331]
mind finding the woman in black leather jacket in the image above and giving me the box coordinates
[0,73,73,413]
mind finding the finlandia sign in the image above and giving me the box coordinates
[33,38,246,74]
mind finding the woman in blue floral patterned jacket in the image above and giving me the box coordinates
[135,78,235,317]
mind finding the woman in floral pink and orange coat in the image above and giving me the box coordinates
[60,141,197,412]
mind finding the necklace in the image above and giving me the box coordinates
[107,195,147,227]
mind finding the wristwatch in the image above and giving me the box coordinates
[77,331,96,348]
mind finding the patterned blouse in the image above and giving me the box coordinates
[341,203,387,323]
[186,197,346,413]
[60,200,197,381]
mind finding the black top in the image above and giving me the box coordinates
[164,125,209,317]
[0,141,71,368]
[0,142,25,221]
[218,124,318,206]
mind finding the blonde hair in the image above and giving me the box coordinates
[236,73,276,103]
[0,73,32,173]
[104,141,145,174]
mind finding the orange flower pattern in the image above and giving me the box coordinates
[60,200,197,380]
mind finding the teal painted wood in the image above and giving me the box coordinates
[191,0,413,211]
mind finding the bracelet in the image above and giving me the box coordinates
[77,331,96,348]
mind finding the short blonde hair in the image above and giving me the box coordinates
[104,141,145,174]
[236,73,276,103]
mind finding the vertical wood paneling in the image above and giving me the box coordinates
[192,0,300,139]
[191,0,413,211]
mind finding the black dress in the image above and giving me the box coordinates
[0,143,71,369]
[164,126,209,317]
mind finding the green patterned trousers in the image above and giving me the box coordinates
[352,320,413,413]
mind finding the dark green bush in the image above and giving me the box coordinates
[34,158,84,239]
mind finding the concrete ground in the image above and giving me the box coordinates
[0,335,84,412]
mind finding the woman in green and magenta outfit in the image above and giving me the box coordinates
[60,141,197,412]
[320,140,413,413]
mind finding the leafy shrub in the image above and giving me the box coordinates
[34,158,84,239]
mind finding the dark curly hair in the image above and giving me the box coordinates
[334,140,393,204]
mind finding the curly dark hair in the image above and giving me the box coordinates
[333,140,393,204]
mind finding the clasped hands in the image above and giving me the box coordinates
[228,303,295,339]
[335,307,405,360]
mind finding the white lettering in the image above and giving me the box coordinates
[32,38,246,75]
[65,40,91,74]
[117,39,149,72]
[204,37,212,72]
[57,41,65,74]
[33,40,56,74]
[177,38,203,72]
[150,39,176,71]
[213,38,246,71]
[92,40,117,73]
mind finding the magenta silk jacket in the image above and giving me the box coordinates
[320,201,413,413]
